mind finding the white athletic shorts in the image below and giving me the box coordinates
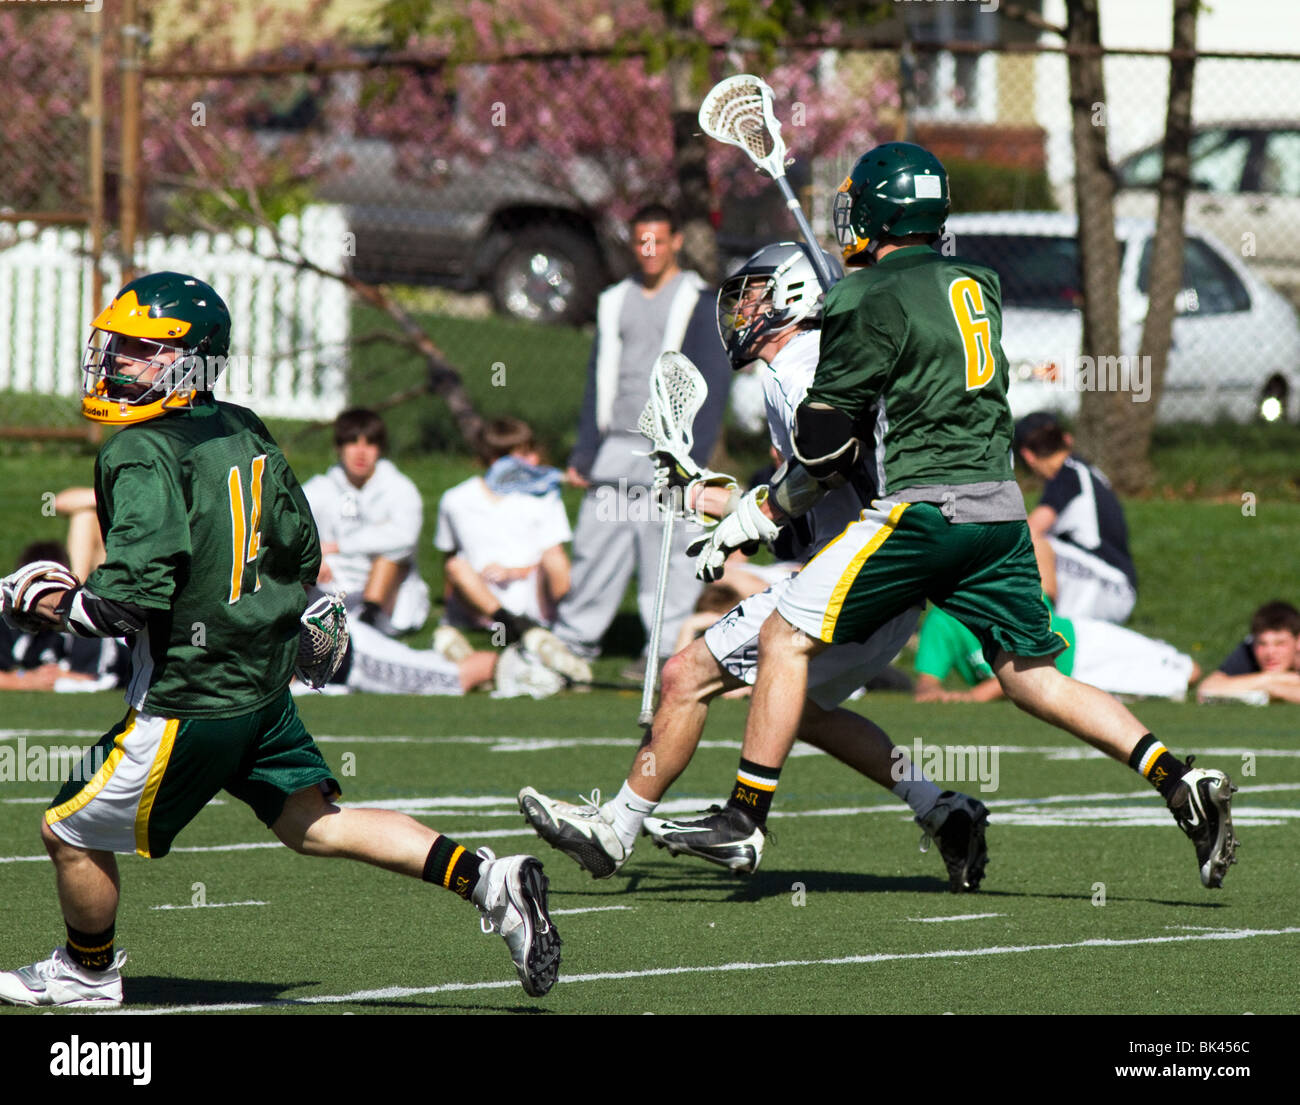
[45,710,177,856]
[1050,537,1137,624]
[703,572,920,710]
[1070,617,1195,700]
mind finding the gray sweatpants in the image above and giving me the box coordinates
[551,482,704,660]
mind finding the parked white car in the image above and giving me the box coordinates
[1114,123,1300,294]
[944,212,1300,423]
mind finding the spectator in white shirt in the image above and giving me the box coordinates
[303,409,430,635]
[436,417,572,639]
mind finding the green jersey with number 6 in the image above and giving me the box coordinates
[808,244,1015,496]
[89,399,321,718]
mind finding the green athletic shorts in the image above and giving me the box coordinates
[46,689,339,859]
[777,500,1066,664]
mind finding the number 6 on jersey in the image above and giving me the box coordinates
[949,277,994,391]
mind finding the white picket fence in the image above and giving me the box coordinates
[0,205,350,421]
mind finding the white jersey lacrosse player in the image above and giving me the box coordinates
[519,242,989,890]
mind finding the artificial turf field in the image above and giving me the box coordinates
[0,688,1295,1019]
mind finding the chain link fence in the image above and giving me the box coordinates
[3,11,1300,447]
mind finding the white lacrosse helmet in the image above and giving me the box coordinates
[716,242,842,368]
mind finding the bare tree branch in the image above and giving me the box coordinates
[171,129,484,448]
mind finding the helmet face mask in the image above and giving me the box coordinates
[81,272,231,425]
[716,242,840,369]
[85,333,184,405]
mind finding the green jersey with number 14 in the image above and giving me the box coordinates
[89,400,321,719]
[807,244,1016,498]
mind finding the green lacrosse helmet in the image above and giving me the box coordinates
[832,142,950,265]
[82,271,232,425]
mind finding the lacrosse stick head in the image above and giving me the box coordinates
[637,351,707,457]
[698,74,788,180]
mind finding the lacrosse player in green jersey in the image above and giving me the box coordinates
[671,143,1238,891]
[0,272,559,1007]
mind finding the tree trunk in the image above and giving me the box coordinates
[1065,0,1127,484]
[1133,0,1198,470]
[668,53,719,284]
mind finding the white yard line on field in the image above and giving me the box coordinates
[549,905,635,916]
[151,900,269,911]
[101,926,1300,1015]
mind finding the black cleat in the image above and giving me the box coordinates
[1167,761,1239,889]
[917,791,989,892]
[642,804,766,874]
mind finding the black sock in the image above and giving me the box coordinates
[1128,733,1187,800]
[65,922,115,972]
[422,836,483,901]
[491,608,534,645]
[727,758,782,826]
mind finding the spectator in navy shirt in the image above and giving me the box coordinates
[1015,412,1138,623]
[1198,600,1300,704]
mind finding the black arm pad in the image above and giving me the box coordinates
[792,403,861,487]
[55,587,149,638]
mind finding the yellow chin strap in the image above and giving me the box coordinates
[81,384,198,425]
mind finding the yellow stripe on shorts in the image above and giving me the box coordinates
[820,502,910,642]
[134,718,180,858]
[45,711,137,826]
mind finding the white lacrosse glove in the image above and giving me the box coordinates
[295,592,350,689]
[0,560,79,633]
[650,447,738,525]
[685,485,781,583]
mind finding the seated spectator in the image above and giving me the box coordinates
[436,417,571,632]
[0,542,129,692]
[914,604,1197,703]
[1197,600,1300,705]
[434,417,589,684]
[52,488,105,582]
[1015,412,1138,624]
[303,409,430,635]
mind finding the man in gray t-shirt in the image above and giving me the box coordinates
[554,204,731,670]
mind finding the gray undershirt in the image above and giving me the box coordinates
[888,480,1028,523]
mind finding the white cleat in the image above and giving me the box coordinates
[522,626,593,684]
[0,948,127,1008]
[518,787,629,878]
[471,848,561,997]
[432,625,474,664]
[493,644,565,699]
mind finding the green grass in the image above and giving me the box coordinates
[0,691,1294,1014]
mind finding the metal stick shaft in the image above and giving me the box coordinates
[638,505,676,727]
[776,174,838,292]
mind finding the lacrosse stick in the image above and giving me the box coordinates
[635,351,708,728]
[699,74,839,293]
